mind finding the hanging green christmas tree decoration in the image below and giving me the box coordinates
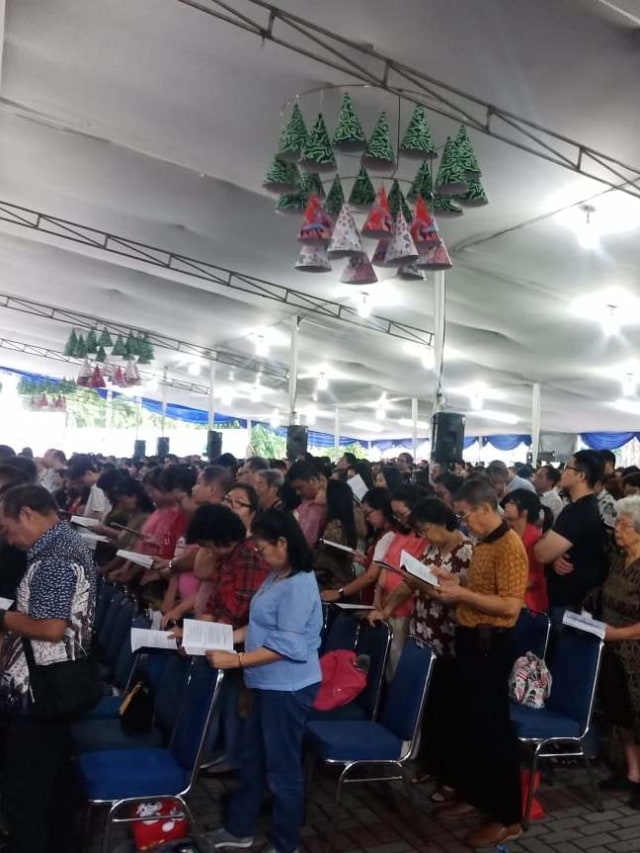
[348,166,376,210]
[387,180,413,224]
[299,171,325,200]
[332,92,366,152]
[432,195,464,217]
[407,161,433,202]
[125,332,138,360]
[362,112,395,170]
[64,329,78,357]
[458,176,488,207]
[98,327,113,349]
[435,136,468,196]
[85,328,98,354]
[276,103,308,162]
[454,125,481,178]
[75,334,87,359]
[95,346,107,363]
[299,114,336,172]
[137,335,154,365]
[325,174,345,219]
[262,157,301,194]
[111,334,127,357]
[400,104,437,159]
[275,191,307,215]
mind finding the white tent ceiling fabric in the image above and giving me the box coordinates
[0,0,639,440]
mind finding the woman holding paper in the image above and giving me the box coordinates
[206,509,322,853]
[597,496,640,806]
[314,479,358,591]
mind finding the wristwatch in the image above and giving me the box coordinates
[337,588,345,600]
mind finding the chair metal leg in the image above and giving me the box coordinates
[522,748,541,832]
[101,803,118,853]
[325,764,351,853]
[401,766,426,840]
[580,749,604,812]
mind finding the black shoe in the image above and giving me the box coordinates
[599,773,632,792]
[628,782,640,809]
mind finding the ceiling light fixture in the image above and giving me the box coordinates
[602,304,619,337]
[254,335,269,358]
[249,375,262,403]
[622,373,637,397]
[269,409,281,428]
[469,389,484,411]
[219,387,234,406]
[576,204,599,250]
[421,348,435,370]
[471,409,519,425]
[357,291,372,319]
[305,405,317,426]
[317,372,329,391]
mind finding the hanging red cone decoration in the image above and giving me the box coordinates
[88,366,106,388]
[36,394,49,409]
[362,187,394,240]
[411,196,442,249]
[416,239,453,270]
[340,253,378,285]
[113,366,127,387]
[76,360,92,387]
[53,395,66,411]
[298,195,332,245]
[371,240,389,267]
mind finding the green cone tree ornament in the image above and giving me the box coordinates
[348,167,376,209]
[332,93,366,151]
[111,335,127,357]
[276,191,307,215]
[64,330,78,357]
[325,174,345,219]
[400,104,437,159]
[262,157,301,194]
[388,180,413,224]
[85,328,98,354]
[75,334,87,359]
[435,136,468,196]
[432,195,464,217]
[407,161,433,202]
[96,346,107,363]
[454,125,481,178]
[459,176,488,207]
[98,327,113,349]
[299,114,336,172]
[300,171,325,200]
[362,112,395,170]
[137,335,154,364]
[276,103,308,162]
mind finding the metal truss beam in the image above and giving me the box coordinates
[180,0,640,199]
[0,336,218,397]
[0,200,434,349]
[0,290,289,384]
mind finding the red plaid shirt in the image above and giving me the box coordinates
[204,538,269,628]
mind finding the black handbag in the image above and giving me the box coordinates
[119,678,154,734]
[23,638,102,720]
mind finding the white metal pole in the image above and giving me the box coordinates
[432,271,446,415]
[411,396,419,460]
[288,316,300,425]
[208,359,216,430]
[334,407,340,457]
[161,367,168,435]
[531,382,541,465]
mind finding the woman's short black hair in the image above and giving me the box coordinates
[501,488,542,524]
[251,509,314,575]
[380,465,404,491]
[186,503,247,546]
[325,479,357,548]
[410,498,458,532]
[111,478,155,514]
[226,482,259,514]
[362,486,394,526]
[390,484,425,510]
[161,464,197,495]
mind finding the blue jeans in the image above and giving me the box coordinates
[226,683,319,853]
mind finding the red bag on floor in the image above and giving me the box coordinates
[313,650,367,711]
[521,769,545,821]
[131,799,189,850]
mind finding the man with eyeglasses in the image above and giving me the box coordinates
[534,451,607,620]
[433,478,527,848]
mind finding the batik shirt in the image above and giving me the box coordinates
[0,521,96,704]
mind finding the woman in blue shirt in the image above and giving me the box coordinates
[208,509,322,853]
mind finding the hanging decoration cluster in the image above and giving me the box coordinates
[263,94,488,280]
[63,327,155,389]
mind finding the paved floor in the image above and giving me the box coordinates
[88,764,640,852]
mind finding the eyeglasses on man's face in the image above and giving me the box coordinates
[223,496,252,510]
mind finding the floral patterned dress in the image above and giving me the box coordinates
[411,538,473,656]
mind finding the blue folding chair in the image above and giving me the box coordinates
[308,620,392,722]
[510,627,604,828]
[306,639,435,852]
[321,609,360,653]
[102,595,136,677]
[513,608,551,661]
[79,658,224,853]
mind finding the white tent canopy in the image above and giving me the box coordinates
[0,0,639,443]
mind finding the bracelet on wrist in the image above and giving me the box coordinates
[237,652,245,668]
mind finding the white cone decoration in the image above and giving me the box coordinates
[340,253,378,285]
[295,245,332,272]
[416,239,453,270]
[384,212,418,266]
[76,359,92,388]
[125,360,141,386]
[398,263,425,281]
[327,203,364,258]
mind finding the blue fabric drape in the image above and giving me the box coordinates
[580,432,638,450]
[463,436,478,449]
[485,434,532,451]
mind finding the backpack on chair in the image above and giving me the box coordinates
[509,652,552,710]
[312,649,368,711]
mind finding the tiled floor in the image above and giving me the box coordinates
[88,765,640,852]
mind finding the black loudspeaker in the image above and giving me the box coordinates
[538,451,556,464]
[133,440,146,460]
[431,412,465,465]
[286,425,308,460]
[207,430,222,461]
[156,436,170,458]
